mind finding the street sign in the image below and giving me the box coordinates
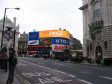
[3,30,14,41]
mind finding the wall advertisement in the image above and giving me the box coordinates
[52,38,70,45]
[28,32,39,45]
[39,30,69,39]
[52,44,69,52]
[39,38,52,45]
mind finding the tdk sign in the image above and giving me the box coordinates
[52,38,70,45]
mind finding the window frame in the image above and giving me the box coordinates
[94,1,101,21]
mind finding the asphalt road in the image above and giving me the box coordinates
[16,57,112,84]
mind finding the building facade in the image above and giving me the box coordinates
[69,34,82,50]
[18,32,28,55]
[80,0,112,65]
[0,17,19,53]
[73,38,82,50]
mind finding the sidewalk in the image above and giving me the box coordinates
[0,69,22,84]
[81,60,98,66]
[82,62,98,66]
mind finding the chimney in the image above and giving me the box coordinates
[13,17,16,26]
[16,24,19,32]
[63,29,66,31]
[59,28,61,30]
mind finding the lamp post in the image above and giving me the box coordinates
[1,8,20,48]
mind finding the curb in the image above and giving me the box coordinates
[82,63,97,66]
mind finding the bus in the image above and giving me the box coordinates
[71,50,83,63]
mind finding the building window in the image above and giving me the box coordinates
[95,31,102,40]
[104,41,107,49]
[94,2,100,21]
[111,5,112,24]
[90,43,92,50]
[87,46,89,52]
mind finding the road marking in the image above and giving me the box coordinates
[77,79,93,84]
[36,77,72,84]
[20,59,76,78]
[53,69,67,74]
[68,74,76,78]
[22,72,50,77]
[59,63,69,67]
[99,76,112,80]
[17,63,27,66]
[24,80,31,84]
[60,64,64,66]
[15,73,31,84]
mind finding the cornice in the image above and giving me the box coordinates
[79,3,88,10]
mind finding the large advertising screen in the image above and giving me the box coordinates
[52,38,70,45]
[39,38,52,46]
[39,30,69,39]
[28,32,39,45]
[52,44,69,52]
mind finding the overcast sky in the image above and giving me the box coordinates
[0,0,83,43]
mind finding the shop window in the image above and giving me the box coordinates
[104,41,107,49]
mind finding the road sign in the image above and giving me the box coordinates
[3,30,14,41]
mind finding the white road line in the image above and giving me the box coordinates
[53,69,67,74]
[99,76,112,80]
[59,64,68,67]
[60,64,64,66]
[68,74,76,78]
[20,59,76,78]
[77,79,93,84]
[24,80,31,84]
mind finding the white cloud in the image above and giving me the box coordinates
[0,0,83,43]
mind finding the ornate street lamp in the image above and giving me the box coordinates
[1,8,20,48]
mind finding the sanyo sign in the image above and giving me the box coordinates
[49,31,63,37]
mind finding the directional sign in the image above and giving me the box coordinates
[3,30,14,41]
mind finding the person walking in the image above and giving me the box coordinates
[87,56,91,64]
[6,48,17,84]
[96,51,101,66]
[0,47,8,71]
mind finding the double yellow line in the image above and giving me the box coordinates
[15,72,31,84]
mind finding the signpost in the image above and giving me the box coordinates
[3,29,14,57]
[3,29,14,41]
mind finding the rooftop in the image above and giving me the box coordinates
[0,17,12,23]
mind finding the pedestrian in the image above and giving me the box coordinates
[0,47,8,71]
[96,51,101,66]
[0,50,2,69]
[6,48,17,84]
[87,56,91,64]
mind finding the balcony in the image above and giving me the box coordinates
[91,20,104,29]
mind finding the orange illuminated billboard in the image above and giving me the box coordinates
[39,30,69,39]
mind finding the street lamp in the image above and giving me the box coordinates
[1,8,20,48]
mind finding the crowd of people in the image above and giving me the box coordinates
[0,47,17,84]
